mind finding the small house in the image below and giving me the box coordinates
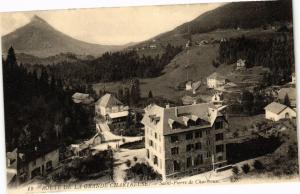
[185,81,193,91]
[264,102,296,121]
[72,92,94,104]
[7,143,60,185]
[207,72,227,89]
[236,59,246,70]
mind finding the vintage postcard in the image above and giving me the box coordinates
[0,0,298,193]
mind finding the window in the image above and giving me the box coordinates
[149,140,153,147]
[146,149,150,158]
[216,144,224,153]
[215,133,224,141]
[155,132,158,139]
[170,135,179,143]
[194,154,203,166]
[206,130,211,135]
[173,161,180,172]
[186,144,194,152]
[186,157,192,168]
[186,132,193,140]
[153,155,158,165]
[207,139,211,145]
[171,147,179,155]
[215,121,223,129]
[195,142,202,150]
[207,151,211,158]
[195,131,202,138]
[46,161,53,172]
[217,156,223,161]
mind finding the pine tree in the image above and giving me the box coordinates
[284,93,291,107]
[148,90,153,98]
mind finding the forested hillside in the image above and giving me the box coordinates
[218,32,294,85]
[172,0,292,35]
[3,47,94,151]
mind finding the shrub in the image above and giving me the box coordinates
[253,160,264,172]
[133,156,138,162]
[241,164,250,174]
[126,159,131,167]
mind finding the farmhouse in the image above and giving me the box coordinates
[211,92,224,107]
[95,93,129,130]
[207,72,227,89]
[291,72,296,84]
[7,142,60,185]
[185,80,201,92]
[72,92,94,104]
[236,59,246,70]
[264,102,296,121]
[142,103,227,180]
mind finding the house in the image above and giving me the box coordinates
[236,59,246,70]
[264,102,296,121]
[142,103,227,180]
[149,44,157,49]
[185,81,193,91]
[95,93,129,130]
[186,81,201,93]
[207,72,227,89]
[211,92,224,107]
[7,143,60,185]
[72,92,94,104]
[277,88,296,108]
[291,72,296,84]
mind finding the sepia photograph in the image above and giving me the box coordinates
[0,0,298,193]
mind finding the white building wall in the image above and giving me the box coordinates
[145,125,166,179]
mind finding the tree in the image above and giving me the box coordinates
[148,90,153,99]
[241,90,254,115]
[283,93,291,107]
[6,46,17,67]
[241,163,250,174]
[231,166,239,182]
[253,160,264,172]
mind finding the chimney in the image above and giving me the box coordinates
[34,146,38,152]
[193,99,197,105]
[175,107,178,117]
[166,104,170,108]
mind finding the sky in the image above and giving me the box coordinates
[0,3,223,45]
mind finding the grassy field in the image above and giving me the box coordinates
[93,29,278,102]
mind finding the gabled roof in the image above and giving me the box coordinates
[142,103,221,135]
[264,102,288,114]
[96,93,123,108]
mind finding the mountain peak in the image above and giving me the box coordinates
[30,15,48,25]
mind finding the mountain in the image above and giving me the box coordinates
[167,0,293,36]
[2,15,129,57]
[126,0,294,101]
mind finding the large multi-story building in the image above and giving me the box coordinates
[142,103,227,180]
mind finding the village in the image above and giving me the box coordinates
[6,57,297,186]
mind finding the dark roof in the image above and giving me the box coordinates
[95,93,123,107]
[17,142,60,167]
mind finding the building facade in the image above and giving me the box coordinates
[264,102,296,121]
[142,103,227,180]
[207,72,227,89]
[95,93,129,130]
[7,145,60,185]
